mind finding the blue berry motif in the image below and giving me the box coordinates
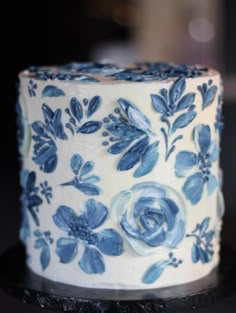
[102,99,159,177]
[34,229,53,271]
[143,252,183,284]
[175,124,219,205]
[187,218,214,264]
[65,96,102,135]
[31,103,68,173]
[53,200,123,274]
[28,79,37,97]
[198,79,218,110]
[40,181,53,204]
[61,154,102,196]
[151,77,197,160]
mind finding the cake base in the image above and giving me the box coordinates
[0,243,235,313]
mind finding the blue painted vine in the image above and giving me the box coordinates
[61,154,102,196]
[65,96,102,135]
[151,77,197,161]
[31,103,68,173]
[198,79,218,110]
[34,229,54,270]
[187,217,214,264]
[53,200,123,274]
[175,124,219,205]
[143,252,183,284]
[102,99,159,178]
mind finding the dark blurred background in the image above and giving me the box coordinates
[0,1,236,312]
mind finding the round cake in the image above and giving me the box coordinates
[17,62,224,289]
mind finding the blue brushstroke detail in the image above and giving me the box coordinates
[175,124,219,205]
[40,181,53,204]
[53,201,123,274]
[187,217,214,264]
[61,154,102,196]
[41,85,65,97]
[34,229,53,271]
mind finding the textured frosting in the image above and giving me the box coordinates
[17,62,224,289]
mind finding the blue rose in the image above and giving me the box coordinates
[111,182,186,255]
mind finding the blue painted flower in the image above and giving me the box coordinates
[20,170,43,227]
[28,79,37,97]
[111,182,186,255]
[198,79,218,110]
[143,252,183,284]
[65,96,102,135]
[102,99,159,177]
[53,200,123,274]
[31,103,68,173]
[187,217,214,264]
[34,229,53,271]
[40,181,53,204]
[151,77,197,160]
[61,154,102,196]
[175,124,219,205]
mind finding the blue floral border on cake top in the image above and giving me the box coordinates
[175,124,219,205]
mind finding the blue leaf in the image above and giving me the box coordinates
[83,175,100,184]
[182,173,204,205]
[199,247,210,263]
[26,171,36,191]
[80,161,94,177]
[34,238,45,249]
[79,121,102,134]
[56,238,78,263]
[28,207,40,226]
[52,109,68,140]
[28,194,43,207]
[41,243,50,270]
[33,142,58,173]
[87,96,101,118]
[199,217,210,236]
[84,199,108,229]
[193,124,211,155]
[118,136,149,171]
[176,92,195,111]
[42,85,65,97]
[108,140,133,154]
[202,86,218,109]
[31,121,48,137]
[204,230,214,243]
[159,198,179,231]
[77,183,101,195]
[170,77,186,104]
[208,141,219,163]
[192,243,200,263]
[105,122,141,139]
[79,246,105,274]
[53,206,78,232]
[151,94,168,114]
[175,151,197,177]
[96,229,123,256]
[70,154,83,175]
[207,174,218,196]
[42,103,54,125]
[70,97,83,123]
[143,261,169,284]
[134,141,159,177]
[171,111,196,134]
[33,229,42,237]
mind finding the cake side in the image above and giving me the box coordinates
[17,62,224,289]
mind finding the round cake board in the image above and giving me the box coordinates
[0,243,235,313]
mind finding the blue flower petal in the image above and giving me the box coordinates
[42,103,54,124]
[56,237,78,263]
[199,247,210,263]
[87,96,101,118]
[118,136,149,171]
[120,213,142,240]
[202,85,218,110]
[51,109,68,140]
[182,173,204,205]
[199,217,210,236]
[33,142,58,173]
[108,139,133,155]
[176,92,195,111]
[193,124,211,155]
[53,206,78,232]
[158,198,179,231]
[77,183,101,195]
[34,238,45,249]
[79,121,102,134]
[143,260,169,284]
[80,161,94,177]
[151,94,168,114]
[205,230,214,243]
[133,197,156,218]
[26,171,36,191]
[134,141,159,177]
[40,243,50,270]
[83,175,100,184]
[31,121,48,137]
[84,199,108,229]
[105,123,141,139]
[207,174,218,196]
[175,151,198,177]
[79,246,105,274]
[170,77,186,104]
[111,190,132,220]
[192,243,200,263]
[208,141,219,163]
[171,111,196,134]
[165,219,185,248]
[143,227,167,247]
[70,97,83,123]
[96,229,123,256]
[42,85,65,97]
[70,154,83,175]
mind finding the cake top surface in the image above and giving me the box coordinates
[20,62,218,84]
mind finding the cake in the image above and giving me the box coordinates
[17,62,224,290]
